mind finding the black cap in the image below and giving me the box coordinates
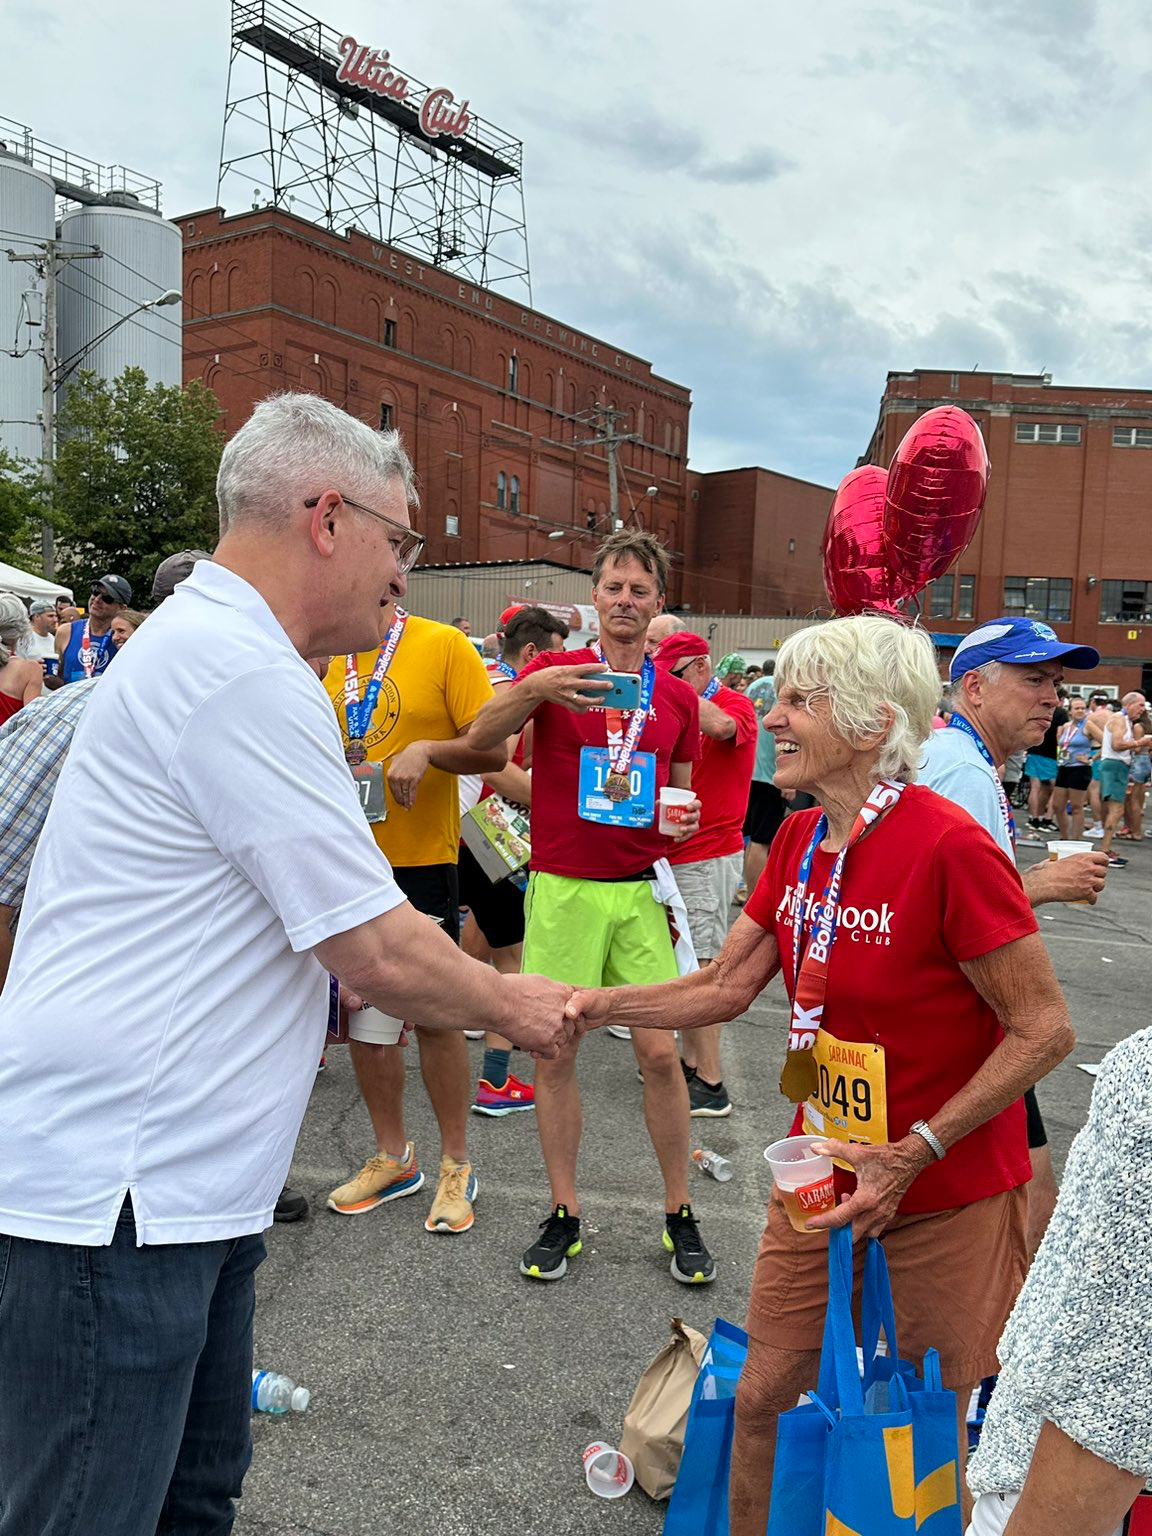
[151,550,212,604]
[94,574,132,605]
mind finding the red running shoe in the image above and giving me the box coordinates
[471,1073,535,1117]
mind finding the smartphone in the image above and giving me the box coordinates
[577,670,642,709]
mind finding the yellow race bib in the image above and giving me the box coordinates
[802,1029,888,1166]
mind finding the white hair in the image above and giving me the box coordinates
[774,614,940,782]
[216,393,419,534]
[0,592,30,665]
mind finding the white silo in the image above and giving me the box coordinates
[0,148,54,465]
[56,195,182,395]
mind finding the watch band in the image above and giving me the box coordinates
[910,1119,946,1161]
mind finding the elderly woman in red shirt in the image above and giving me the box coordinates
[569,613,1074,1534]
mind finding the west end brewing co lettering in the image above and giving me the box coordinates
[336,37,472,140]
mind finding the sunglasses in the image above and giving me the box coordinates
[305,493,425,576]
[90,587,113,601]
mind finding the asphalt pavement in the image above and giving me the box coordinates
[235,831,1150,1536]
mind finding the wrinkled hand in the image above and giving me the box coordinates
[386,741,432,810]
[499,973,583,1058]
[668,796,702,842]
[802,1136,933,1241]
[564,987,614,1031]
[1027,850,1109,906]
[530,663,613,713]
[338,986,410,1047]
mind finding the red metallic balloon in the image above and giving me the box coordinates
[822,465,914,616]
[883,407,989,592]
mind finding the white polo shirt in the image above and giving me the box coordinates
[918,724,1014,857]
[0,562,406,1246]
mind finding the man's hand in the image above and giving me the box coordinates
[497,973,582,1058]
[668,795,702,842]
[386,741,433,809]
[527,663,613,713]
[802,1136,933,1241]
[564,987,614,1031]
[1024,851,1109,908]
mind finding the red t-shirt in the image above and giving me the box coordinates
[669,684,757,865]
[744,785,1038,1214]
[516,648,701,878]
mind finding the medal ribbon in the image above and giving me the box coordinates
[78,618,103,679]
[344,608,408,743]
[591,643,655,782]
[702,675,720,701]
[781,779,906,1102]
[494,659,516,680]
[947,714,1015,846]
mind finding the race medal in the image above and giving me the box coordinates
[801,1030,888,1169]
[345,741,367,766]
[350,761,388,823]
[578,748,656,827]
[780,1048,819,1105]
[604,771,633,802]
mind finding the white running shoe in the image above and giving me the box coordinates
[606,1025,633,1041]
[464,1030,485,1040]
[1085,825,1105,839]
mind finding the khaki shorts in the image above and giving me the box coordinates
[746,1185,1028,1389]
[671,852,743,960]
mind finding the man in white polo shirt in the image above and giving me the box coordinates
[0,393,576,1536]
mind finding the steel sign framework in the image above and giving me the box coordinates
[218,0,531,296]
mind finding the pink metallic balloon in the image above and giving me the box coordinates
[822,465,914,616]
[883,407,989,592]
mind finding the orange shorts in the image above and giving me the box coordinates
[745,1185,1028,1389]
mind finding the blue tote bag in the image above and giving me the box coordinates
[663,1319,746,1536]
[766,1225,962,1536]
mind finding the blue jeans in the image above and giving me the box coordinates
[0,1200,265,1536]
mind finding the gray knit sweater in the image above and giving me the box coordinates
[969,1026,1152,1495]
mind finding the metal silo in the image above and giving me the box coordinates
[56,195,182,394]
[0,148,55,465]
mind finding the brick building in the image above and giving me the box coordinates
[180,205,691,596]
[863,369,1152,693]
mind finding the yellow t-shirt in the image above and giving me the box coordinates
[323,615,493,868]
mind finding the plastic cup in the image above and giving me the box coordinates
[1048,840,1094,906]
[659,786,695,835]
[347,1006,406,1045]
[582,1442,635,1499]
[764,1134,835,1233]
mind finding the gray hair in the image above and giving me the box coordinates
[774,614,940,783]
[216,393,419,534]
[0,592,30,665]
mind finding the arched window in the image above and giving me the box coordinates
[509,475,521,514]
[508,354,519,393]
[496,471,507,510]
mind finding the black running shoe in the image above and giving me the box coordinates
[688,1075,732,1117]
[520,1204,582,1281]
[274,1185,309,1223]
[663,1204,716,1284]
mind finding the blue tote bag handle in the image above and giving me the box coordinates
[814,1225,864,1418]
[862,1236,901,1380]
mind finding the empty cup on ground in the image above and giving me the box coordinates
[659,786,695,836]
[764,1134,836,1233]
[582,1443,635,1499]
[347,1006,406,1045]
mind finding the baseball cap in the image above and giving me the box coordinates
[28,599,55,616]
[94,573,132,605]
[151,550,212,604]
[498,603,525,631]
[715,651,747,679]
[948,618,1100,683]
[653,631,709,673]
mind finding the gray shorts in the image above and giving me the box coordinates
[671,852,743,961]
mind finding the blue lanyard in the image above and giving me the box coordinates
[344,609,407,742]
[947,715,1015,845]
[494,660,516,680]
[590,646,655,775]
[702,675,720,700]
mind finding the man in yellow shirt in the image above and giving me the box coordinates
[324,600,505,1232]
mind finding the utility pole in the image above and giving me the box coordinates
[7,239,101,578]
[573,404,639,529]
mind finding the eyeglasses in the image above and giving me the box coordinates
[305,493,425,576]
[90,586,112,601]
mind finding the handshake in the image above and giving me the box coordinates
[497,974,614,1059]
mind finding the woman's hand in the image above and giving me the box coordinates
[802,1135,934,1240]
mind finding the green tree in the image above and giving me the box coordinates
[51,369,223,601]
[0,451,42,568]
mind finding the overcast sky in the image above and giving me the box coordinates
[5,0,1151,486]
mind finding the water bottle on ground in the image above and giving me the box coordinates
[251,1369,310,1414]
[693,1148,733,1182]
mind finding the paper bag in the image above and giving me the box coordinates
[620,1317,709,1500]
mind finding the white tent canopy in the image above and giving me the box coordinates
[0,560,72,601]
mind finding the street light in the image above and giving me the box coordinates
[53,288,181,388]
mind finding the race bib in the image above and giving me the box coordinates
[350,761,387,824]
[577,747,656,827]
[801,1029,888,1168]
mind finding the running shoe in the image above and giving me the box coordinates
[464,1030,485,1040]
[1107,855,1128,868]
[273,1185,309,1223]
[1086,824,1105,838]
[316,1055,326,1072]
[663,1204,716,1285]
[606,1025,633,1040]
[425,1157,478,1233]
[520,1204,582,1280]
[688,1076,732,1118]
[471,1073,535,1117]
[326,1142,424,1214]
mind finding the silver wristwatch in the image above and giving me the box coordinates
[909,1119,946,1160]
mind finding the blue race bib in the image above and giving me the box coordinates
[577,747,656,827]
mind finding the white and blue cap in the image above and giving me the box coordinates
[948,617,1100,682]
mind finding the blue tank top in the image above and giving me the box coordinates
[1058,718,1093,766]
[60,620,116,684]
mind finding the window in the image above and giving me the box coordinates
[445,512,459,537]
[379,403,393,431]
[383,318,397,349]
[509,475,521,514]
[957,574,975,620]
[1014,422,1081,444]
[1099,580,1152,624]
[507,354,518,393]
[496,471,507,510]
[1003,576,1073,623]
[787,538,796,554]
[1113,427,1152,448]
[926,574,954,618]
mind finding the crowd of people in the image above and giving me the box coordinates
[0,391,1148,1536]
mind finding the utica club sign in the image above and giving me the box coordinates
[335,36,472,140]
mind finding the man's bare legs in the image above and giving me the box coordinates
[743,839,769,902]
[729,1342,819,1536]
[534,1037,584,1211]
[349,1029,470,1163]
[681,1018,724,1085]
[631,1027,692,1210]
[1026,1144,1058,1260]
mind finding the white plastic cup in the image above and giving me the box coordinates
[659,786,695,835]
[347,1006,406,1045]
[582,1442,635,1499]
[1048,840,1092,859]
[764,1134,836,1233]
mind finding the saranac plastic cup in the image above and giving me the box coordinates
[764,1134,836,1234]
[582,1442,635,1499]
[659,786,695,836]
